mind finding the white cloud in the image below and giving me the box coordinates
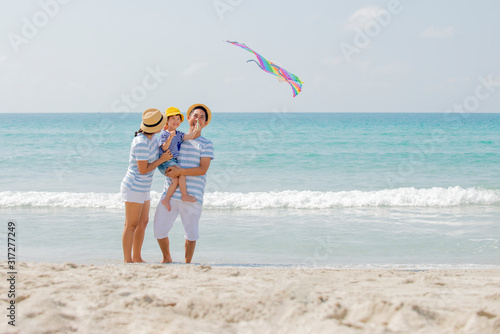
[371,62,413,76]
[428,76,481,92]
[355,60,372,68]
[447,77,478,84]
[0,55,7,62]
[224,76,244,84]
[342,6,386,31]
[421,26,454,39]
[183,62,207,76]
[308,14,323,22]
[321,56,344,66]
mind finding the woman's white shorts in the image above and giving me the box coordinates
[120,186,151,204]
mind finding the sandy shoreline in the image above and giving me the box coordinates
[1,262,499,333]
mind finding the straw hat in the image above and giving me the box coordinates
[165,107,184,122]
[140,108,167,133]
[186,104,211,127]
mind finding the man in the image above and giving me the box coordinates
[153,104,214,263]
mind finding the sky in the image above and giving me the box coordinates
[1,0,499,113]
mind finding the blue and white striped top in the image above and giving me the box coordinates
[158,129,184,158]
[163,136,214,205]
[121,133,160,193]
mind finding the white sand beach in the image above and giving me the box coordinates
[1,262,499,333]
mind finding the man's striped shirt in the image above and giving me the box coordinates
[163,136,214,204]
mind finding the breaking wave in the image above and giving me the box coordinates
[1,187,499,209]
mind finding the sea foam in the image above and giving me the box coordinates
[0,187,499,209]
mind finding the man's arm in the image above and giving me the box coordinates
[166,157,211,177]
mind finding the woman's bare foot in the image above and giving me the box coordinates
[181,194,197,202]
[161,197,172,211]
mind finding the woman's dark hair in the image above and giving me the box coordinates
[189,106,208,121]
[134,129,154,137]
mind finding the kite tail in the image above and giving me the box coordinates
[247,59,281,79]
[246,59,264,71]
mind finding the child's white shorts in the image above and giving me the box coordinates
[120,186,151,204]
[154,198,202,241]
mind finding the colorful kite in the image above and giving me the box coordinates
[226,41,303,97]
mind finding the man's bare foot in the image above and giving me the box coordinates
[181,194,197,203]
[161,197,172,211]
[132,258,146,263]
[161,255,173,263]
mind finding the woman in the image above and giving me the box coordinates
[121,108,172,263]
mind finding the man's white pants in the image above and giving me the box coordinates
[154,198,202,241]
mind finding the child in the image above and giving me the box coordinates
[158,107,201,211]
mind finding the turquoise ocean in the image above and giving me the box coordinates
[1,112,499,268]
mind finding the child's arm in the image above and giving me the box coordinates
[161,130,176,151]
[182,123,202,141]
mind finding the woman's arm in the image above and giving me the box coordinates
[166,157,211,177]
[137,150,172,174]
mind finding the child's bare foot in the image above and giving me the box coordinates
[161,197,172,211]
[181,194,197,202]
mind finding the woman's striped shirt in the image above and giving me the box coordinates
[121,133,160,192]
